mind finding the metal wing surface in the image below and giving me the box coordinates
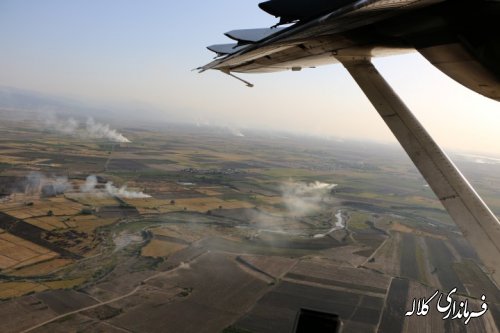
[202,0,500,101]
[201,0,443,73]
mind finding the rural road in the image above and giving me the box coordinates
[19,252,204,333]
[20,285,142,333]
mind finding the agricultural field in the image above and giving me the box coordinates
[0,112,498,332]
[141,239,187,258]
[0,231,58,271]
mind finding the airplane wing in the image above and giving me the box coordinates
[201,0,500,101]
[201,0,500,286]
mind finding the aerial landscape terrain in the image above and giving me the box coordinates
[2,0,500,332]
[0,109,499,333]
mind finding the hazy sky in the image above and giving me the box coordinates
[1,0,500,155]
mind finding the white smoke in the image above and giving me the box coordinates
[44,114,79,135]
[85,118,130,143]
[80,175,98,193]
[43,114,130,143]
[25,172,73,196]
[281,181,337,217]
[81,175,151,199]
[227,126,245,137]
[105,182,151,199]
[20,173,150,199]
[191,118,245,137]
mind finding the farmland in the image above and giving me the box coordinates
[0,111,498,332]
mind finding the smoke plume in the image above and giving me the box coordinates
[81,175,151,199]
[44,114,79,135]
[228,126,245,137]
[280,181,337,217]
[80,174,98,193]
[44,114,130,143]
[85,118,130,143]
[105,182,151,199]
[25,172,72,197]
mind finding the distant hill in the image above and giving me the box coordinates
[0,86,71,111]
[0,86,175,127]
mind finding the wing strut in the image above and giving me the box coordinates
[338,56,500,287]
[221,69,254,88]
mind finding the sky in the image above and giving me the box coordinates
[1,0,500,155]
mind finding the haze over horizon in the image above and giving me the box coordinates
[1,0,500,155]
